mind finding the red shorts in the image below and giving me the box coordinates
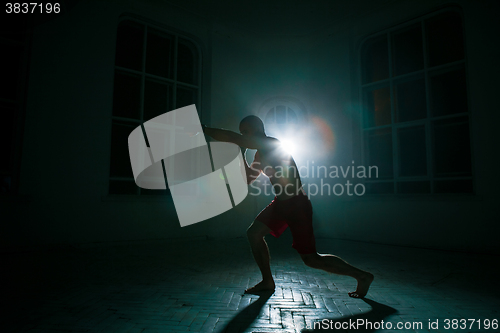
[255,191,317,254]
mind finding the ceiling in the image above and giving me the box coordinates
[162,0,400,37]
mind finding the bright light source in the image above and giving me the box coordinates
[280,140,295,155]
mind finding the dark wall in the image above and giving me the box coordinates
[1,0,499,254]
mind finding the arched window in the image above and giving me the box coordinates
[360,8,472,195]
[265,105,298,125]
[258,97,307,137]
[109,18,201,195]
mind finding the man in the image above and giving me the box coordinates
[202,115,373,298]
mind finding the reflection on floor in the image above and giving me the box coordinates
[3,233,499,332]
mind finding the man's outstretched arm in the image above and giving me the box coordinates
[202,126,278,150]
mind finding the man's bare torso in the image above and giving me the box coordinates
[254,142,303,200]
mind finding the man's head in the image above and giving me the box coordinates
[239,115,265,137]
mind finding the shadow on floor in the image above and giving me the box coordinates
[302,298,397,332]
[217,291,273,333]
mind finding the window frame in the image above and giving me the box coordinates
[265,105,299,126]
[357,6,475,196]
[108,16,203,196]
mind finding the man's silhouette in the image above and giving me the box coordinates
[203,115,373,298]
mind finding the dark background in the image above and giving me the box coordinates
[1,0,499,255]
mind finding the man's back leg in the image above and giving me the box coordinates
[301,252,374,298]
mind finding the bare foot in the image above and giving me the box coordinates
[245,280,275,294]
[348,272,374,298]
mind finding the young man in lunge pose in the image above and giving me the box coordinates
[203,115,373,298]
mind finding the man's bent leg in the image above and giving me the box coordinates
[301,253,374,298]
[245,221,276,293]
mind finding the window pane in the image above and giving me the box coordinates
[395,77,426,122]
[392,24,424,76]
[0,104,14,171]
[430,68,467,117]
[109,180,138,195]
[177,39,198,85]
[364,86,391,128]
[265,108,275,124]
[0,45,23,100]
[366,182,393,194]
[141,188,170,195]
[288,108,298,124]
[426,11,464,67]
[434,179,472,194]
[398,126,427,177]
[146,28,174,79]
[276,105,286,124]
[110,121,136,178]
[144,80,173,121]
[362,36,389,83]
[398,181,430,194]
[176,86,197,109]
[112,72,141,119]
[365,128,393,179]
[433,116,471,176]
[115,21,144,71]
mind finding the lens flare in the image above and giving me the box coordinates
[280,140,296,155]
[310,116,335,152]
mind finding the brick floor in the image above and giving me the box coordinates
[2,232,499,333]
